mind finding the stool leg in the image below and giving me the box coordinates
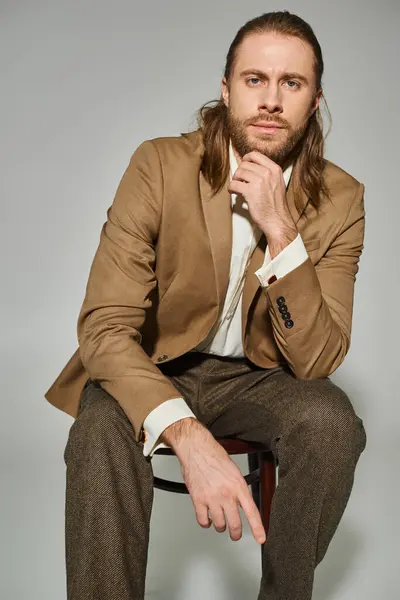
[248,452,260,510]
[259,452,277,568]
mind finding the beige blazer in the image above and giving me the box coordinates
[44,128,365,443]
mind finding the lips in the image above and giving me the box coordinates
[252,123,283,129]
[251,123,284,135]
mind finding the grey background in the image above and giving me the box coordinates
[1,1,398,598]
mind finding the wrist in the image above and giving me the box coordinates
[160,417,209,457]
[259,212,296,239]
[265,226,298,259]
[267,236,297,259]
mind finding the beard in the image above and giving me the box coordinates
[226,108,310,169]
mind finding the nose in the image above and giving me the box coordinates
[258,83,283,114]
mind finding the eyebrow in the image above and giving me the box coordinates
[239,68,309,85]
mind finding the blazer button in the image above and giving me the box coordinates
[278,304,288,314]
[281,312,291,320]
[277,296,286,306]
[157,355,169,362]
[285,320,294,329]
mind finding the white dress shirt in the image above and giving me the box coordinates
[142,141,309,456]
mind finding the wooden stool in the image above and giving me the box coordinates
[153,438,277,565]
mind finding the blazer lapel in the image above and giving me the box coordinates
[199,170,232,319]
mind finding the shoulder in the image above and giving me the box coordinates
[134,128,204,167]
[322,158,365,216]
[323,158,363,194]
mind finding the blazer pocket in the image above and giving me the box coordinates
[303,238,320,252]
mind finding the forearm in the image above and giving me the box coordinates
[77,140,184,442]
[142,398,198,457]
[265,257,351,379]
[259,214,298,259]
[258,183,365,379]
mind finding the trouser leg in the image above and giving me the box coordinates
[63,381,154,600]
[256,392,366,600]
[196,360,367,600]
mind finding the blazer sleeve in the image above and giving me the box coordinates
[77,140,183,442]
[264,181,365,379]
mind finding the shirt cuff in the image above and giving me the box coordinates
[142,397,197,458]
[254,232,308,287]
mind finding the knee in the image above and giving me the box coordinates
[63,384,126,464]
[292,380,367,457]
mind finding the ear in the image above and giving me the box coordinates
[221,77,229,108]
[310,88,323,116]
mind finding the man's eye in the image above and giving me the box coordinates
[247,78,260,85]
[246,78,299,88]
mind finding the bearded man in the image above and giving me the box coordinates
[46,10,367,600]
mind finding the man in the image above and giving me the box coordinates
[46,10,367,600]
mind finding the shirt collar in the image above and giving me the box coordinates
[229,139,293,188]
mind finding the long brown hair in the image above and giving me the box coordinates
[193,11,332,214]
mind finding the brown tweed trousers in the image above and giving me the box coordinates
[63,351,366,600]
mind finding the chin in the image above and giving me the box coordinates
[254,140,282,155]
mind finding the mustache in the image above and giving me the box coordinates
[249,118,288,128]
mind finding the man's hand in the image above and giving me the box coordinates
[228,150,298,250]
[160,418,266,544]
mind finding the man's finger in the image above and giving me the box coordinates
[223,499,243,541]
[238,490,266,544]
[209,504,227,533]
[195,502,212,528]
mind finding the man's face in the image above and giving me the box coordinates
[222,32,322,166]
